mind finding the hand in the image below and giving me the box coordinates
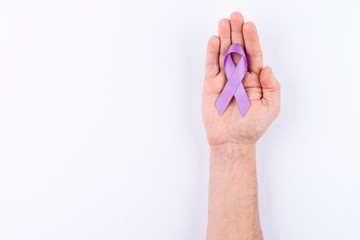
[202,12,280,148]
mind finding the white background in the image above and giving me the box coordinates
[1,0,360,239]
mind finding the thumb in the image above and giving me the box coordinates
[260,66,280,103]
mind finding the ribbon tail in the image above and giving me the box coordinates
[234,83,251,117]
[216,82,235,116]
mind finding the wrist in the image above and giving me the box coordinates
[210,142,256,160]
[209,142,256,177]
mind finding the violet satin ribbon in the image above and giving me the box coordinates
[216,44,250,117]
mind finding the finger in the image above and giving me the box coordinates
[243,22,263,74]
[218,18,231,72]
[260,66,280,104]
[230,12,245,65]
[204,35,220,79]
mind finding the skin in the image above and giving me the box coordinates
[202,12,280,240]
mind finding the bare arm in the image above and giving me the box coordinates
[207,144,262,240]
[202,12,280,240]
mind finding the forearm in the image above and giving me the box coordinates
[206,143,263,240]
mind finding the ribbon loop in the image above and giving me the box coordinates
[216,44,250,117]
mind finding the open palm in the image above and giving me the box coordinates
[202,12,280,146]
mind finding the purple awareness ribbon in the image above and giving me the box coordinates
[216,44,250,117]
